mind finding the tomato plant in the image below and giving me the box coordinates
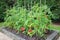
[4,3,52,37]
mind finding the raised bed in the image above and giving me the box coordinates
[0,27,59,40]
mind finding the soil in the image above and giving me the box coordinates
[53,22,60,25]
[4,27,54,40]
[52,19,60,26]
[52,21,60,27]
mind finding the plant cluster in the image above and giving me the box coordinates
[4,4,52,37]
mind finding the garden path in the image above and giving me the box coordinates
[0,32,13,40]
[0,32,60,40]
[57,37,60,40]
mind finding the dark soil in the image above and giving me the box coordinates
[52,19,60,25]
[53,22,60,25]
[4,27,53,40]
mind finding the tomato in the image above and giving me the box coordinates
[28,29,32,32]
[20,27,25,31]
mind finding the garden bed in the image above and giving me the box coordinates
[0,27,59,40]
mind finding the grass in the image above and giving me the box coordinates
[0,22,4,27]
[50,24,60,31]
[52,26,60,31]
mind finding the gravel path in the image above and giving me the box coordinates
[0,31,60,40]
[57,37,60,40]
[0,32,13,40]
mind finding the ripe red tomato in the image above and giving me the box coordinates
[20,27,25,31]
[28,29,32,32]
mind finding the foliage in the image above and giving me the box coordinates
[46,0,55,7]
[0,0,60,22]
[6,0,16,7]
[4,4,52,37]
[8,0,60,21]
[0,0,16,22]
[16,0,45,9]
[47,0,60,20]
[14,0,60,20]
[0,0,7,22]
[51,0,60,20]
